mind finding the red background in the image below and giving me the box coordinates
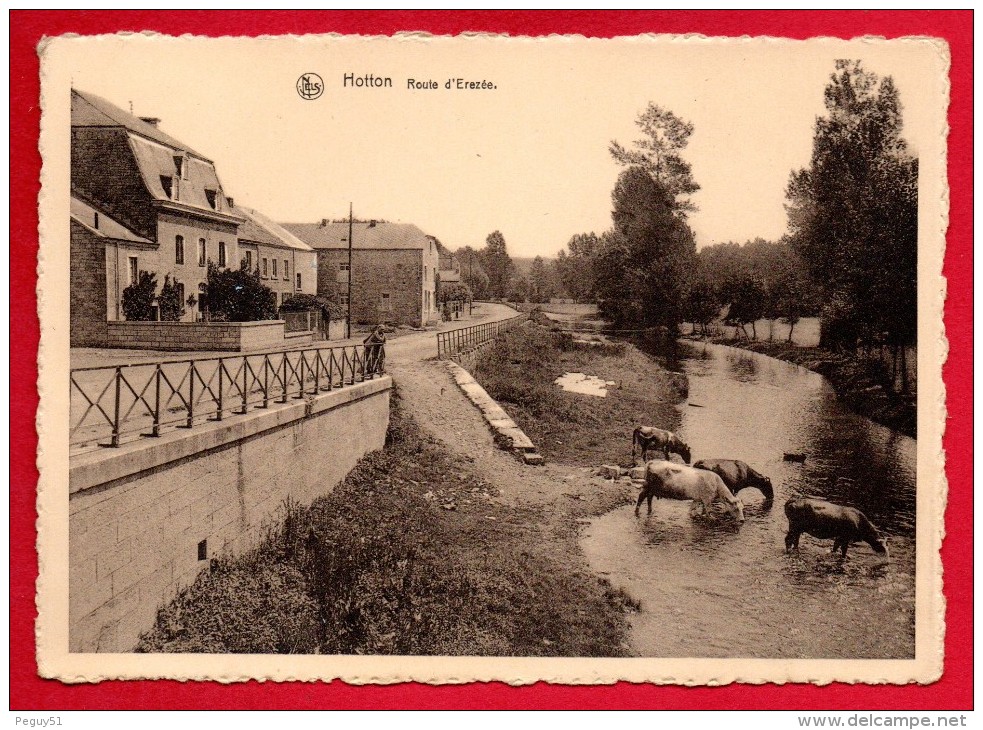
[10,11,973,710]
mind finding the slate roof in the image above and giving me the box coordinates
[71,88,208,160]
[70,196,152,244]
[282,222,430,251]
[236,206,315,252]
[73,88,239,221]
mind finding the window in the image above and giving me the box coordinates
[176,282,185,310]
[262,258,268,277]
[93,212,100,230]
[175,235,184,265]
[204,189,217,209]
[173,155,185,179]
[218,241,227,267]
[339,262,350,271]
[160,176,173,199]
[244,250,253,271]
[127,256,138,286]
[272,259,278,278]
[381,293,391,311]
[198,283,207,312]
[283,260,289,280]
[296,273,302,291]
[339,293,350,306]
[198,238,206,267]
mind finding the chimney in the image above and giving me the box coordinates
[226,196,234,208]
[139,116,161,128]
[320,218,328,228]
[368,220,377,228]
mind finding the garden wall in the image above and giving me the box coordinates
[104,320,312,351]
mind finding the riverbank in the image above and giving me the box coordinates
[691,336,916,438]
[136,392,635,656]
[472,320,688,467]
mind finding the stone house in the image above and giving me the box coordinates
[234,206,318,309]
[283,221,440,327]
[70,88,243,342]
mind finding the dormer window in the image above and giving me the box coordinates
[160,176,173,199]
[204,189,217,210]
[173,154,186,179]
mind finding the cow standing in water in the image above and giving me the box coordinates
[635,461,745,523]
[693,459,774,500]
[784,497,889,558]
[632,426,692,465]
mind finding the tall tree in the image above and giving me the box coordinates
[786,59,917,363]
[610,165,696,331]
[456,246,490,299]
[479,230,515,300]
[528,256,553,304]
[610,103,700,212]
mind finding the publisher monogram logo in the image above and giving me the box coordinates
[296,73,324,100]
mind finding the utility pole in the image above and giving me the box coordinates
[468,252,473,316]
[347,202,353,339]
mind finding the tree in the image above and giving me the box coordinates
[610,103,700,212]
[121,271,157,321]
[508,276,530,303]
[204,260,277,322]
[528,256,553,303]
[437,282,471,304]
[609,165,696,332]
[557,232,601,302]
[456,246,489,299]
[479,231,515,299]
[158,275,185,322]
[786,59,917,365]
[723,274,767,340]
[685,276,722,336]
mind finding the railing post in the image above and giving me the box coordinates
[185,360,195,428]
[215,358,224,421]
[151,364,161,437]
[110,367,121,447]
[240,359,249,415]
[261,355,270,408]
[280,355,289,403]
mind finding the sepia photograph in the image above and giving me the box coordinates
[32,27,950,689]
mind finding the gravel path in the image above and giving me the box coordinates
[388,303,630,516]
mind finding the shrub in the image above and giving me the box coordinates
[204,261,277,322]
[121,271,157,321]
[158,275,185,322]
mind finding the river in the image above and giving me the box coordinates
[581,341,916,658]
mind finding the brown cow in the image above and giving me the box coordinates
[693,459,774,499]
[632,426,691,465]
[784,497,888,558]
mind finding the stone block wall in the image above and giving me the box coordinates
[70,220,110,347]
[68,375,392,652]
[104,320,290,351]
[317,249,424,327]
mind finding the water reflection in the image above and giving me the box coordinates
[582,342,916,659]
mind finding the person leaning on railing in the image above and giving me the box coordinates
[363,325,387,374]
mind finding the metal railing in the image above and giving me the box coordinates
[436,314,526,361]
[70,343,385,451]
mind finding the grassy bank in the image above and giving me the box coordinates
[136,393,633,656]
[704,337,916,438]
[471,320,687,467]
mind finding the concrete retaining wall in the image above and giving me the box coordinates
[104,320,310,351]
[68,375,392,652]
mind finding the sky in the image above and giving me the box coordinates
[51,33,944,258]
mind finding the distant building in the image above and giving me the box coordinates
[283,220,440,327]
[235,206,317,309]
[70,88,243,342]
[432,237,462,295]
